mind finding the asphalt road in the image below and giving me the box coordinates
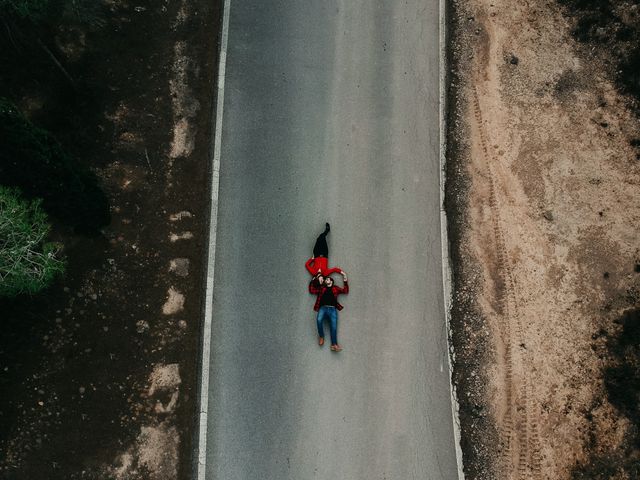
[204,1,459,478]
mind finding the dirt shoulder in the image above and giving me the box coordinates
[447,0,640,478]
[0,1,220,479]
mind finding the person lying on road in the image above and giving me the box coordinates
[309,271,349,352]
[305,223,343,277]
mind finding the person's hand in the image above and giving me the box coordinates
[342,272,348,281]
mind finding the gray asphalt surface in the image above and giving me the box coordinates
[205,1,458,478]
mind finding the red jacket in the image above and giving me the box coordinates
[309,276,349,311]
[305,256,342,277]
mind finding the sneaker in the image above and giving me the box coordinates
[318,337,325,346]
[330,344,342,352]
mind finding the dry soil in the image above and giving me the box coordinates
[447,0,640,478]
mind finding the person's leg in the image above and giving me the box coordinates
[312,223,330,257]
[316,308,326,340]
[329,308,338,346]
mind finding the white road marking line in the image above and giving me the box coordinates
[195,0,232,478]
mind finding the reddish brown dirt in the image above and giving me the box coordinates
[447,0,640,478]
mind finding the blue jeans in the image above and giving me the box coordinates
[317,306,338,345]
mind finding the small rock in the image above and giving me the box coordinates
[169,258,190,277]
[162,287,185,315]
[509,54,519,65]
[79,387,86,395]
[147,364,181,396]
[169,211,193,221]
[169,232,194,242]
[543,210,553,221]
[136,320,150,333]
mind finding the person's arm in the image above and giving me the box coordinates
[325,266,343,276]
[309,275,322,294]
[305,257,316,275]
[336,272,349,294]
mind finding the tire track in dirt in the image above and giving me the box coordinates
[471,86,542,480]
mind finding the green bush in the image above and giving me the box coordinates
[0,0,50,21]
[0,186,64,297]
[0,0,103,25]
[558,0,640,111]
[0,99,110,233]
[604,309,640,427]
[574,308,640,478]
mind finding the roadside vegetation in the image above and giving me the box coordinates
[559,0,640,109]
[556,1,640,477]
[572,307,640,479]
[1,0,216,477]
[0,0,109,298]
[0,186,64,296]
[0,99,110,233]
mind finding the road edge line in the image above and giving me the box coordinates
[195,0,232,478]
[439,0,466,478]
